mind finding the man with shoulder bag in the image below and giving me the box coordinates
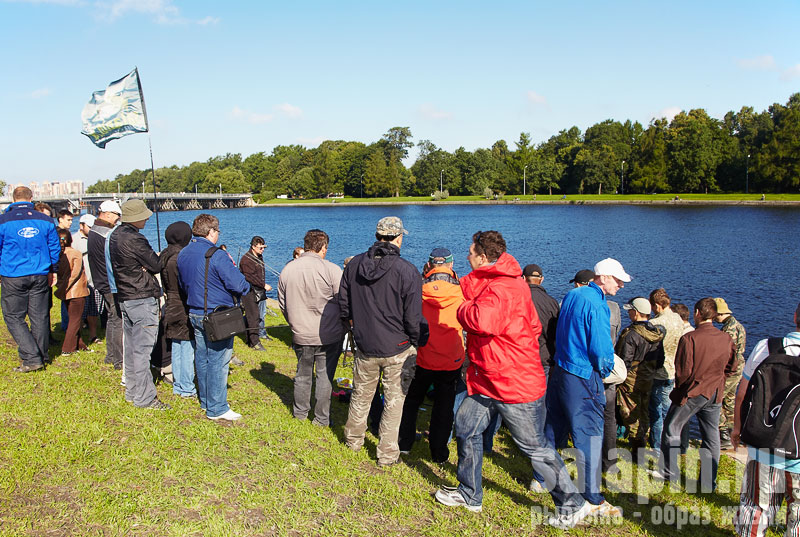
[177,214,250,421]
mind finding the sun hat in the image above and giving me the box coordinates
[593,258,632,282]
[120,199,153,223]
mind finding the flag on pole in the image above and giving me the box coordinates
[81,68,149,149]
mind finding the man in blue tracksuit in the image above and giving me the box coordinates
[0,186,60,372]
[545,258,631,518]
[177,214,250,421]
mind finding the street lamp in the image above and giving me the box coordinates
[620,160,625,195]
[440,169,444,192]
[746,153,750,194]
[360,173,363,198]
[219,183,222,196]
[523,165,528,196]
[142,181,145,197]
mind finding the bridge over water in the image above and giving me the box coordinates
[2,192,257,214]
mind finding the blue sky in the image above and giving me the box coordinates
[2,0,798,187]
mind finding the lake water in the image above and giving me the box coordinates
[134,204,800,355]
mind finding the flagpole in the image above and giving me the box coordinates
[134,67,162,251]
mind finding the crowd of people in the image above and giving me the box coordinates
[0,185,796,534]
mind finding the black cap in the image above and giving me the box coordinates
[569,269,595,284]
[428,247,453,264]
[523,264,543,278]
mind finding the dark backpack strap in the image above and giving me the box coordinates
[768,337,786,355]
[203,247,220,316]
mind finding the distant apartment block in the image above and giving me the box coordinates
[10,180,84,198]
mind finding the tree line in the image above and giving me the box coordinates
[87,93,800,198]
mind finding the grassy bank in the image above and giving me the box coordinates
[0,300,749,536]
[260,193,800,205]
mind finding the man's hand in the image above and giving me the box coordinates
[48,273,57,287]
[265,284,272,291]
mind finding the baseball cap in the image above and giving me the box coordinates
[523,264,543,278]
[428,247,453,264]
[376,216,408,236]
[714,298,732,314]
[79,214,96,226]
[593,258,632,282]
[623,297,652,315]
[120,199,153,223]
[569,269,595,284]
[99,200,122,214]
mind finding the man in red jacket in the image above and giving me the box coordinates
[434,231,591,528]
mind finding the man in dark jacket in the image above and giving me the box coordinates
[339,216,422,467]
[160,221,194,398]
[614,297,665,452]
[655,297,737,491]
[523,263,559,376]
[108,199,169,410]
[177,214,250,421]
[0,186,60,372]
[239,236,271,351]
[87,200,122,369]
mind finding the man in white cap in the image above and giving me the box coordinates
[72,214,103,343]
[87,200,123,369]
[545,258,630,518]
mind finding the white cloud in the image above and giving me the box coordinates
[296,136,325,147]
[93,0,217,24]
[418,103,453,120]
[653,106,682,122]
[781,64,800,81]
[30,88,51,98]
[276,103,303,118]
[526,91,547,105]
[231,106,273,124]
[736,55,777,71]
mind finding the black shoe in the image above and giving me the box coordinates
[13,363,45,373]
[720,428,733,450]
[250,343,267,352]
[143,398,171,410]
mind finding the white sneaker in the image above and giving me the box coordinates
[588,500,623,517]
[548,501,594,529]
[529,480,547,493]
[434,486,482,512]
[208,409,242,421]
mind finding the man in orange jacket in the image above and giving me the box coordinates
[398,247,464,463]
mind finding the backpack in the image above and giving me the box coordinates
[740,338,800,458]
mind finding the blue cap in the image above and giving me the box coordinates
[429,247,453,264]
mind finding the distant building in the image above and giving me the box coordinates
[9,181,84,198]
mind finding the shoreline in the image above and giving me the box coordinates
[257,199,800,208]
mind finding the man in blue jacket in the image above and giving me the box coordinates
[339,216,422,467]
[0,186,60,372]
[177,214,250,421]
[545,258,630,518]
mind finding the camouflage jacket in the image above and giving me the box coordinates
[721,315,746,364]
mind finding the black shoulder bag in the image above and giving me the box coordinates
[202,247,247,342]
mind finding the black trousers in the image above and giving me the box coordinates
[241,290,261,347]
[398,366,460,463]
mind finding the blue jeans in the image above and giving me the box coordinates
[171,339,196,397]
[545,365,606,505]
[258,300,267,338]
[1,274,50,367]
[660,394,721,492]
[455,394,585,513]
[452,379,501,448]
[190,314,233,418]
[649,378,674,451]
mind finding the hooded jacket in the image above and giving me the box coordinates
[160,222,192,341]
[457,252,544,403]
[615,321,666,368]
[417,265,465,371]
[338,241,422,357]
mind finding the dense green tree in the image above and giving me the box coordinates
[628,119,669,193]
[364,151,389,197]
[756,95,800,192]
[201,166,250,194]
[667,109,721,193]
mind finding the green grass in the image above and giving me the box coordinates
[261,193,800,204]
[0,299,753,536]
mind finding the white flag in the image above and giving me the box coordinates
[81,68,148,149]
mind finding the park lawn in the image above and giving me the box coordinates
[261,193,800,204]
[0,299,750,536]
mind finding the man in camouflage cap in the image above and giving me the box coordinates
[339,216,422,467]
[715,297,746,449]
